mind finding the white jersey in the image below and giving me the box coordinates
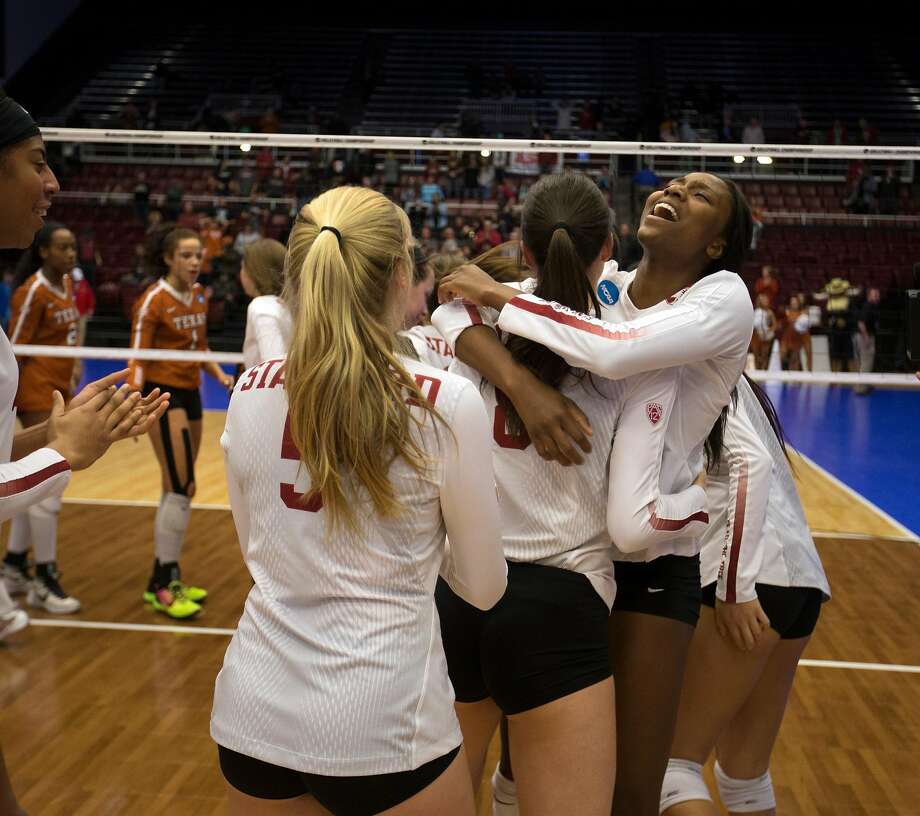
[435,283,709,605]
[0,330,71,522]
[242,295,292,369]
[702,376,831,602]
[401,324,455,370]
[752,307,775,341]
[460,262,752,562]
[211,355,507,777]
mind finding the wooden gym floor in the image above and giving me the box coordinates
[1,411,918,815]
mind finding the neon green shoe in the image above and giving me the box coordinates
[143,582,207,605]
[145,582,201,619]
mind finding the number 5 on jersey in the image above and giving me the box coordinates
[280,414,323,512]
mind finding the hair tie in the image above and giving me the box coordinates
[319,225,342,244]
[552,222,574,238]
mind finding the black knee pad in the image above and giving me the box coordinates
[159,412,195,495]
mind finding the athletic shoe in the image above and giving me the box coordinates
[492,766,519,816]
[27,565,81,614]
[143,580,207,605]
[1,560,32,596]
[0,608,29,641]
[146,581,201,619]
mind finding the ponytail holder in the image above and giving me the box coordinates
[319,225,342,244]
[552,222,574,238]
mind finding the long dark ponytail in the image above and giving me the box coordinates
[13,221,67,287]
[502,173,611,430]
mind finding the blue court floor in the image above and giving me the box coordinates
[79,360,920,537]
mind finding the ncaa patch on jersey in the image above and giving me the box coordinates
[597,279,620,306]
[646,402,663,425]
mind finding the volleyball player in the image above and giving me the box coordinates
[0,88,169,815]
[210,186,507,816]
[239,237,291,368]
[1,221,83,613]
[433,174,713,816]
[660,376,829,816]
[400,245,455,369]
[434,172,755,816]
[129,226,234,620]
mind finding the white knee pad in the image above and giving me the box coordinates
[714,761,776,813]
[29,494,62,521]
[159,492,191,534]
[154,492,191,565]
[660,758,712,813]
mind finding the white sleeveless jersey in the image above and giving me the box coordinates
[211,355,507,776]
[436,282,710,606]
[0,330,71,522]
[701,376,831,602]
[433,262,751,564]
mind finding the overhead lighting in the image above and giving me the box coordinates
[240,143,252,153]
[756,155,773,165]
[733,155,746,164]
[480,149,491,158]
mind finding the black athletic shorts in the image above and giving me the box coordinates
[143,380,202,421]
[217,744,461,814]
[612,554,702,627]
[436,561,612,715]
[701,582,823,639]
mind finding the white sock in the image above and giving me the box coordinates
[7,514,30,555]
[492,765,518,804]
[0,581,15,615]
[154,492,191,565]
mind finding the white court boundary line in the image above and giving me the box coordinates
[24,619,920,674]
[62,497,231,511]
[812,531,920,544]
[796,452,920,544]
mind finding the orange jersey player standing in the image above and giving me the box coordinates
[128,225,233,621]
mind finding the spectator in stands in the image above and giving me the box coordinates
[755,265,780,308]
[145,210,163,237]
[418,225,438,256]
[462,153,479,201]
[537,132,558,176]
[164,181,183,221]
[178,200,199,230]
[555,98,574,131]
[119,101,140,130]
[659,114,678,142]
[233,217,263,255]
[742,115,765,144]
[877,166,900,215]
[478,156,496,200]
[426,193,449,233]
[631,164,660,220]
[474,218,502,253]
[854,287,880,394]
[678,114,699,142]
[498,199,516,237]
[265,167,285,202]
[844,164,878,214]
[857,117,878,146]
[616,222,642,270]
[260,108,280,134]
[440,227,460,256]
[420,175,444,205]
[238,162,257,198]
[76,227,102,284]
[144,99,159,130]
[383,151,400,194]
[751,293,777,370]
[750,204,764,249]
[134,172,150,223]
[826,119,847,145]
[71,267,95,345]
[256,148,274,184]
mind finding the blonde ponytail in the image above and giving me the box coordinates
[283,186,442,532]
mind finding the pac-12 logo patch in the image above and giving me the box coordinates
[646,402,663,425]
[597,280,620,306]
